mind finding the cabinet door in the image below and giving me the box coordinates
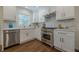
[64,6,75,19]
[33,11,39,23]
[3,6,16,20]
[27,30,33,40]
[20,30,27,43]
[56,6,64,20]
[61,32,75,52]
[54,31,61,49]
[39,10,46,22]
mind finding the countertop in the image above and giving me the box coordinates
[1,27,35,30]
[54,29,76,32]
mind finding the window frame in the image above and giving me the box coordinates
[17,13,31,28]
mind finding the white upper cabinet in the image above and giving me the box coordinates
[56,6,75,20]
[3,6,16,21]
[33,9,48,23]
[38,10,47,22]
[33,11,39,23]
[63,7,75,19]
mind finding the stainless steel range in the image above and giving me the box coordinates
[41,28,55,47]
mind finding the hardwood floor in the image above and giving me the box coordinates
[4,39,60,52]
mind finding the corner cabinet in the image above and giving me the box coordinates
[56,6,75,20]
[3,6,16,21]
[54,29,75,52]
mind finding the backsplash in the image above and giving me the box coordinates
[45,16,76,30]
[56,19,76,30]
[3,21,16,29]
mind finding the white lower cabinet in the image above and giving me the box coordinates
[20,30,28,44]
[20,29,35,44]
[54,30,75,52]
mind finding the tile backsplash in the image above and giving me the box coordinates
[45,16,76,31]
[3,21,16,29]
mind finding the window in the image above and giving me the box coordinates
[18,14,30,27]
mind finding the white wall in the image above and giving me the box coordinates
[74,7,79,50]
[0,6,3,19]
[0,7,3,45]
[0,30,1,45]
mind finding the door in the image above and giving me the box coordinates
[20,30,26,43]
[56,6,64,20]
[63,6,75,19]
[54,31,61,49]
[61,32,75,52]
[3,6,16,20]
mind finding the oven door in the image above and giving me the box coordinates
[42,32,52,40]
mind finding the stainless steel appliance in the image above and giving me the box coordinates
[3,29,20,48]
[41,28,54,47]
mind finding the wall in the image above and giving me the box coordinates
[0,6,3,45]
[0,6,3,19]
[74,7,79,50]
[0,30,1,45]
[3,21,16,29]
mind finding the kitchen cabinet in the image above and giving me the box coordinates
[20,30,28,43]
[33,9,48,23]
[3,6,16,21]
[33,11,39,23]
[20,29,35,44]
[38,10,46,22]
[56,6,75,20]
[54,30,62,49]
[54,30,75,52]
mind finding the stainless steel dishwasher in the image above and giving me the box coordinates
[3,29,20,48]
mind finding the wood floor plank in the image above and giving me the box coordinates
[4,39,60,52]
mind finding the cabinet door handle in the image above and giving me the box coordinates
[62,38,64,43]
[60,38,61,42]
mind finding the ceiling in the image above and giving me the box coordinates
[25,6,50,11]
[18,6,56,12]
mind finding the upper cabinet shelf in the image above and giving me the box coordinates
[56,6,75,20]
[3,6,16,21]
